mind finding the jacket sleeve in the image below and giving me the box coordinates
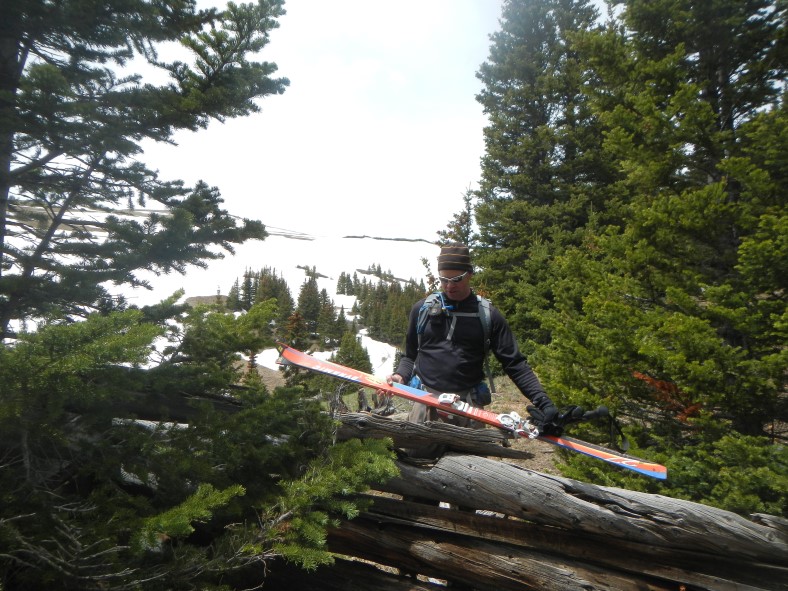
[490,306,555,411]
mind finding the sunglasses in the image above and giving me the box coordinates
[438,271,469,284]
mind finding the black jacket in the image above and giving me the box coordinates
[394,291,552,409]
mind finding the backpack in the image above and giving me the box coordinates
[415,292,495,393]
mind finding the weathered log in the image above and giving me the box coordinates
[330,514,679,591]
[281,417,788,591]
[332,495,787,591]
[378,453,788,566]
[336,412,533,459]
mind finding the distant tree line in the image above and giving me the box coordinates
[354,278,427,347]
[221,265,425,416]
[224,265,427,352]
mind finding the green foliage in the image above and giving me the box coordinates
[154,299,277,393]
[663,423,788,517]
[267,438,398,569]
[228,267,295,332]
[331,332,373,374]
[136,483,246,552]
[336,271,358,295]
[438,188,476,246]
[474,0,613,347]
[355,276,427,348]
[282,310,310,351]
[316,288,343,348]
[0,1,407,586]
[296,275,322,335]
[0,310,163,422]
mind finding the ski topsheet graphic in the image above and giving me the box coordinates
[277,344,667,480]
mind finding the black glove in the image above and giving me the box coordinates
[527,402,560,435]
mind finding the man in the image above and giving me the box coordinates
[386,243,558,457]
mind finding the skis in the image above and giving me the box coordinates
[277,343,531,434]
[277,344,667,480]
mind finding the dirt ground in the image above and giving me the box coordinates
[485,378,561,474]
[255,363,288,391]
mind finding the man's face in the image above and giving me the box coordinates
[439,269,473,301]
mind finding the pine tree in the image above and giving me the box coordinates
[336,306,349,339]
[353,277,426,348]
[316,296,339,349]
[0,305,399,588]
[473,0,611,346]
[240,268,257,311]
[437,188,476,246]
[296,276,321,336]
[331,331,373,374]
[536,0,787,510]
[254,266,294,331]
[283,310,310,351]
[336,271,348,295]
[1,0,289,339]
[227,278,242,311]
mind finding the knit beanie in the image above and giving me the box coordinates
[437,243,473,272]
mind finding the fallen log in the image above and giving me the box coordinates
[330,514,680,591]
[336,412,533,459]
[260,556,440,591]
[259,445,788,590]
[378,453,787,565]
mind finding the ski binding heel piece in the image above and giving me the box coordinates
[438,393,460,405]
[497,412,539,438]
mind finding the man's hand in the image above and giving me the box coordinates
[376,373,402,401]
[527,403,560,435]
[387,373,404,385]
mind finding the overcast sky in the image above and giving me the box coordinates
[141,0,504,241]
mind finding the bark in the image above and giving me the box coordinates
[330,517,680,591]
[379,454,787,564]
[336,412,531,459]
[261,557,440,591]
